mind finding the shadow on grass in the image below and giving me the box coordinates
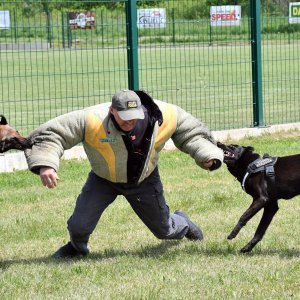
[0,240,181,271]
[246,247,300,257]
[1,240,299,272]
[199,245,300,258]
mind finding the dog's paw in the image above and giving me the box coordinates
[227,230,238,240]
[240,245,252,253]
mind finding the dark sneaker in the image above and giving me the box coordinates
[52,241,89,258]
[174,210,204,240]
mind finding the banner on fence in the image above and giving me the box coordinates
[210,6,241,27]
[0,11,10,29]
[68,11,96,29]
[137,8,166,28]
[289,2,300,24]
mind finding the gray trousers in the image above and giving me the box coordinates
[67,167,189,253]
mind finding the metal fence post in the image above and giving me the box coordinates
[172,8,175,45]
[251,0,265,127]
[66,13,72,48]
[13,8,17,43]
[46,9,52,48]
[100,9,104,48]
[61,11,65,48]
[125,0,139,90]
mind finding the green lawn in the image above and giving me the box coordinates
[0,131,299,299]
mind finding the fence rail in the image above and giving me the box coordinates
[0,0,299,135]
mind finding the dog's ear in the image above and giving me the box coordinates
[216,141,225,149]
[0,115,8,125]
[245,146,255,152]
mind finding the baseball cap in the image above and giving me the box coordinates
[111,90,145,120]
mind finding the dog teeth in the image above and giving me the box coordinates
[224,151,234,157]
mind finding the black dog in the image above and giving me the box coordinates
[0,115,33,153]
[217,142,300,252]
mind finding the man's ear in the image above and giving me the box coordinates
[109,106,114,114]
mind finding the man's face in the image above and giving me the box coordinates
[110,107,138,132]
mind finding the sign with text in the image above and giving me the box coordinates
[137,8,166,29]
[68,11,96,29]
[210,6,241,27]
[0,11,10,29]
[289,2,300,24]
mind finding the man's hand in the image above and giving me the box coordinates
[202,160,214,170]
[40,167,60,188]
[202,159,221,171]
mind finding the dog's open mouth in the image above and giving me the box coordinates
[223,150,235,158]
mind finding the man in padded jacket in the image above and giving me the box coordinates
[25,89,223,258]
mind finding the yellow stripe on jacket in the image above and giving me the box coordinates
[85,112,116,182]
[155,104,177,150]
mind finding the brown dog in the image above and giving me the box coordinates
[217,142,300,252]
[0,115,33,153]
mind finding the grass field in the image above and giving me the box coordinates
[0,131,299,299]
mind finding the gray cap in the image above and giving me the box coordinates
[111,90,145,120]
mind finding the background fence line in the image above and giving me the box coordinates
[0,0,299,135]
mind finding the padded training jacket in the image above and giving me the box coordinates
[25,91,223,184]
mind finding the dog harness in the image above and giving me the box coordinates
[242,154,278,191]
